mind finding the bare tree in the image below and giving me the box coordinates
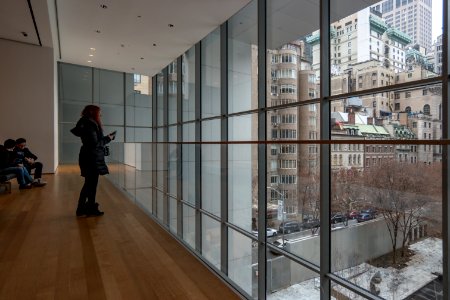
[365,161,428,264]
[332,168,361,222]
[298,173,320,234]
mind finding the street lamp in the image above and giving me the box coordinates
[267,186,286,245]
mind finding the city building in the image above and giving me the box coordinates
[307,7,411,78]
[0,0,449,299]
[433,34,444,74]
[372,0,433,51]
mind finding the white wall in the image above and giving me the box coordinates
[0,39,56,173]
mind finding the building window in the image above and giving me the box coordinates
[423,104,430,115]
[405,91,411,98]
[134,74,141,83]
[280,175,297,184]
[280,84,297,94]
[270,175,278,184]
[271,85,278,96]
[280,145,297,154]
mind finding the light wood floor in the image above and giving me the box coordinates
[0,165,239,300]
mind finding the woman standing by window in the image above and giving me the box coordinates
[71,105,116,216]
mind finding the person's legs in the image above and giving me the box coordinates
[22,167,33,184]
[77,173,102,216]
[76,177,89,216]
[0,167,30,188]
[31,162,43,179]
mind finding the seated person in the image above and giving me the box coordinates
[0,139,33,189]
[14,138,46,186]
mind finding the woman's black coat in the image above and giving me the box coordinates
[71,116,111,176]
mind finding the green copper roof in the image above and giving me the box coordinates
[306,32,320,45]
[344,124,390,136]
[306,28,336,45]
[386,28,412,45]
[369,14,388,34]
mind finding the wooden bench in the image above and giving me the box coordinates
[0,173,17,194]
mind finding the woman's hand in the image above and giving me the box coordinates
[108,131,116,140]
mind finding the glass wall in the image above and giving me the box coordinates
[59,0,449,298]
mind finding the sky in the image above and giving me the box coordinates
[432,0,443,41]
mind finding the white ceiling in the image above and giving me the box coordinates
[0,0,378,77]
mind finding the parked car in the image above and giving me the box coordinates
[361,208,377,216]
[331,214,347,224]
[266,228,278,237]
[301,218,320,229]
[347,210,359,220]
[251,228,278,237]
[356,213,374,223]
[278,220,301,234]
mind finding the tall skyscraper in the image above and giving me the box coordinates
[372,0,433,51]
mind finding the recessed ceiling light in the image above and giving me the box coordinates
[168,24,174,27]
[87,60,92,63]
[137,15,142,18]
[131,67,135,70]
[21,31,28,37]
[153,43,157,47]
[95,30,101,33]
[90,47,96,51]
[121,44,125,48]
[89,54,94,57]
[140,57,144,60]
[100,4,107,9]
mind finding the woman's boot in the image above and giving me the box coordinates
[86,203,104,216]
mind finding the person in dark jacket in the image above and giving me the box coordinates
[0,139,33,189]
[71,105,116,216]
[14,138,46,186]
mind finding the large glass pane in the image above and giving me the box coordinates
[168,125,178,233]
[201,28,221,118]
[266,102,321,278]
[329,0,441,97]
[168,60,178,124]
[125,74,135,142]
[202,215,220,269]
[59,63,92,103]
[228,228,257,298]
[135,143,153,214]
[267,258,320,299]
[156,128,165,221]
[331,85,443,298]
[157,72,164,126]
[98,69,123,105]
[201,119,221,217]
[182,123,196,205]
[228,114,258,232]
[183,47,196,122]
[168,126,178,197]
[183,205,196,249]
[228,0,258,113]
[267,0,320,107]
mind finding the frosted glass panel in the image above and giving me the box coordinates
[99,70,124,105]
[60,64,92,102]
[101,105,124,126]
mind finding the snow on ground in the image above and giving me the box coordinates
[268,238,442,300]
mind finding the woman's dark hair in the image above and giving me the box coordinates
[82,105,102,129]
